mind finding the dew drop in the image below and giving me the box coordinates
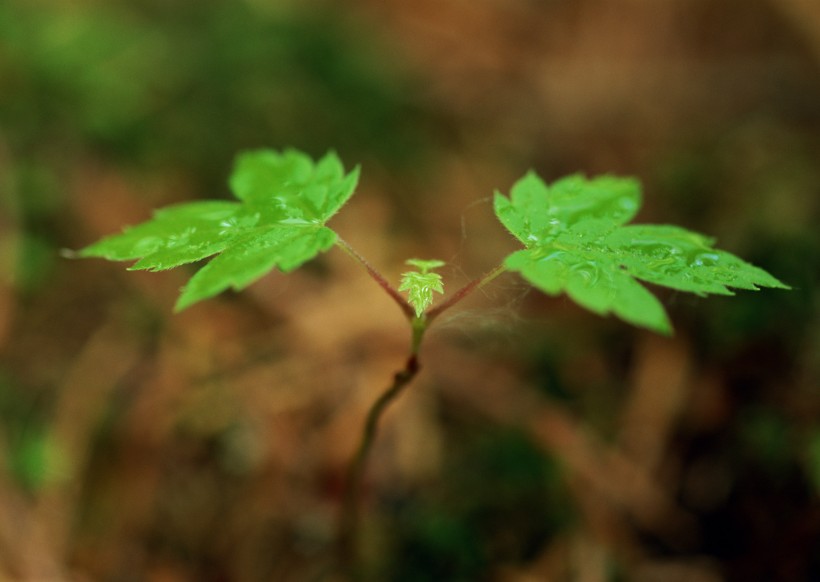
[691,252,720,267]
[165,227,195,248]
[570,262,600,284]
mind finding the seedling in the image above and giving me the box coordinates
[76,148,788,576]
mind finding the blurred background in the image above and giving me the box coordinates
[1,0,819,580]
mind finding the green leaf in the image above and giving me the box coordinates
[79,149,359,310]
[399,259,445,317]
[495,173,789,334]
[405,258,445,274]
[229,149,358,221]
[494,173,641,245]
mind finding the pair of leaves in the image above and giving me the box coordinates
[79,149,359,311]
[494,173,789,334]
[80,148,787,334]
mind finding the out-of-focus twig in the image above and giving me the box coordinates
[618,335,692,475]
[431,340,696,548]
[32,315,140,579]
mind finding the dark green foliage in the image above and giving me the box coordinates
[388,430,571,581]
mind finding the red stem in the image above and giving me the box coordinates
[338,353,420,578]
[426,263,506,323]
[336,237,414,318]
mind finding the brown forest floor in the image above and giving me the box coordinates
[1,0,819,580]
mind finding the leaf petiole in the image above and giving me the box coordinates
[426,263,507,323]
[335,237,414,318]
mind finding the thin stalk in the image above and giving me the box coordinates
[426,263,506,323]
[338,341,422,579]
[333,239,423,578]
[333,244,505,578]
[336,237,414,318]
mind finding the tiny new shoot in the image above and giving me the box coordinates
[399,258,446,318]
[399,258,445,352]
[75,148,789,578]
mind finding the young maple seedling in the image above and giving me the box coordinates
[77,148,789,575]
